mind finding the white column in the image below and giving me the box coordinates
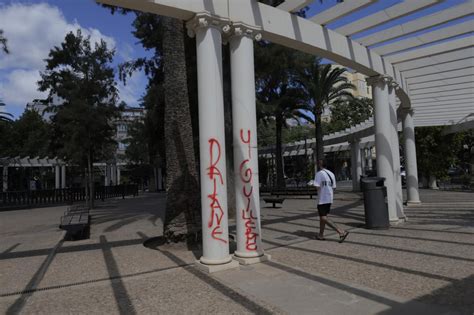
[2,166,7,192]
[388,83,405,220]
[402,108,421,204]
[350,139,362,191]
[230,24,267,263]
[367,76,398,222]
[187,13,233,266]
[367,147,373,170]
[55,165,60,189]
[111,165,117,185]
[61,165,66,189]
[117,167,121,185]
[104,164,109,186]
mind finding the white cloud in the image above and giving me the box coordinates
[0,3,116,70]
[0,69,46,107]
[117,71,147,106]
[0,2,118,117]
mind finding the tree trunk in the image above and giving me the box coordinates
[162,17,200,242]
[275,115,285,188]
[315,109,324,167]
[84,168,89,208]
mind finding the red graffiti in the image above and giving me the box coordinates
[240,129,251,159]
[207,138,227,244]
[239,159,252,183]
[239,129,259,251]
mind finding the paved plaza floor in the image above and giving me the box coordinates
[0,189,473,314]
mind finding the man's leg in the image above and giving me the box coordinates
[319,215,326,238]
[320,215,344,236]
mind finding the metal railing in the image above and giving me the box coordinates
[0,185,138,210]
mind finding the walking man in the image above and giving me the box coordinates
[314,159,349,242]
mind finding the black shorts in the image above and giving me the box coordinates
[317,203,332,216]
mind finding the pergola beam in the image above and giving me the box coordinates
[402,59,474,78]
[410,83,474,95]
[395,47,474,71]
[409,75,474,90]
[373,20,474,56]
[386,36,474,64]
[277,0,314,13]
[336,0,442,36]
[310,0,377,25]
[411,89,474,99]
[356,0,474,46]
[407,68,474,84]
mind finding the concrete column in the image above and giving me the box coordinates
[367,76,398,222]
[229,24,268,264]
[367,147,373,170]
[104,164,109,186]
[350,140,362,191]
[55,165,60,189]
[388,83,405,221]
[401,108,421,204]
[111,165,117,185]
[117,167,121,185]
[2,166,7,192]
[187,13,236,270]
[61,165,66,189]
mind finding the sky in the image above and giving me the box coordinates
[0,0,151,119]
[0,0,470,119]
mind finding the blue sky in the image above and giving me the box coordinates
[0,0,469,118]
[0,0,152,118]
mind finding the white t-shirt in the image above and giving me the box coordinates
[314,168,336,205]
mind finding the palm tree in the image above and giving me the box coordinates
[161,17,201,242]
[0,100,13,122]
[256,43,312,188]
[0,29,8,54]
[296,58,355,163]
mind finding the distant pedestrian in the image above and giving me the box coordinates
[314,159,349,243]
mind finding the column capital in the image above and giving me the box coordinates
[366,75,392,87]
[229,22,262,42]
[186,12,231,38]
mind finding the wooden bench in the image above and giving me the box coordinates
[263,197,285,208]
[60,205,90,240]
[270,188,318,199]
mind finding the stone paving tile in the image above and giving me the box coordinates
[260,189,474,314]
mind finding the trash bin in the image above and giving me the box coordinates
[360,177,389,229]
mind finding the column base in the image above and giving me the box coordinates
[194,259,240,274]
[233,253,271,265]
[407,200,421,206]
[389,218,402,226]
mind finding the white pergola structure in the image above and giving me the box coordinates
[97,0,474,272]
[1,156,67,191]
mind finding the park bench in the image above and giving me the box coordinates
[59,205,90,240]
[263,197,285,208]
[270,187,318,199]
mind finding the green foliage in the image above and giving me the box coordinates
[9,110,51,157]
[295,56,355,162]
[415,126,464,178]
[38,30,119,166]
[327,97,373,133]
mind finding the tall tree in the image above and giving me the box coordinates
[161,17,200,241]
[0,29,8,54]
[327,97,373,133]
[9,109,51,157]
[256,43,312,187]
[38,30,119,208]
[296,58,355,163]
